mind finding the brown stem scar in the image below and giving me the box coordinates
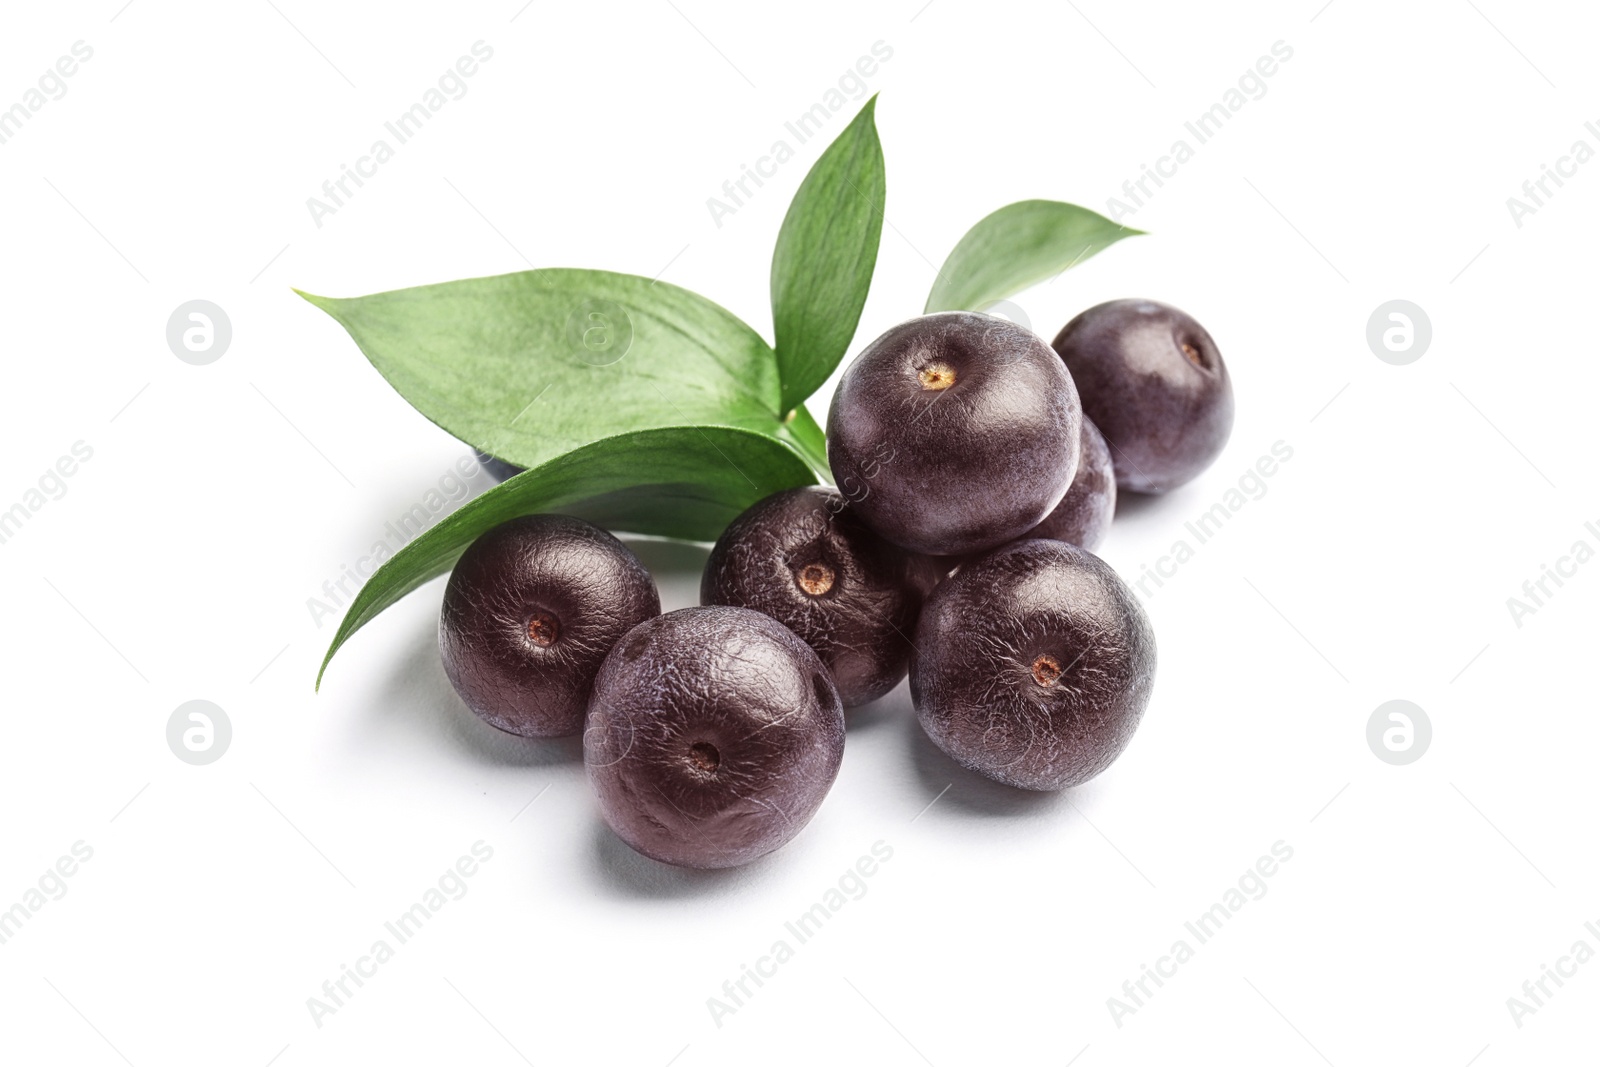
[796,562,836,596]
[527,611,561,647]
[918,361,957,391]
[688,741,720,773]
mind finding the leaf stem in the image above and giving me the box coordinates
[780,404,832,483]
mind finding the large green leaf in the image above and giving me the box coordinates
[770,95,885,413]
[924,200,1143,314]
[298,269,785,471]
[475,396,832,483]
[317,426,816,687]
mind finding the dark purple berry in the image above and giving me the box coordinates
[827,312,1082,556]
[585,607,845,869]
[1019,415,1117,551]
[1053,299,1233,493]
[912,540,1156,790]
[439,515,659,737]
[905,551,957,599]
[700,487,921,707]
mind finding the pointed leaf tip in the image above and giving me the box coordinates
[925,200,1144,314]
[769,95,887,412]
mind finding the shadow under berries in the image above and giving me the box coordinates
[901,712,1072,819]
[365,608,585,770]
[581,819,788,901]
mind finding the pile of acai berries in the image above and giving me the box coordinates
[442,300,1233,869]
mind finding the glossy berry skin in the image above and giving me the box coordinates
[585,607,845,869]
[1053,299,1233,494]
[827,312,1082,557]
[1021,416,1117,551]
[911,539,1156,791]
[439,515,660,738]
[700,487,921,707]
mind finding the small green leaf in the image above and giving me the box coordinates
[298,269,786,471]
[317,426,815,688]
[770,95,885,413]
[924,200,1143,314]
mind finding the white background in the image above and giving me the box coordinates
[1,1,1595,1063]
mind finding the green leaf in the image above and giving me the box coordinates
[776,402,830,481]
[317,426,816,688]
[924,200,1143,314]
[298,269,785,471]
[770,95,885,413]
